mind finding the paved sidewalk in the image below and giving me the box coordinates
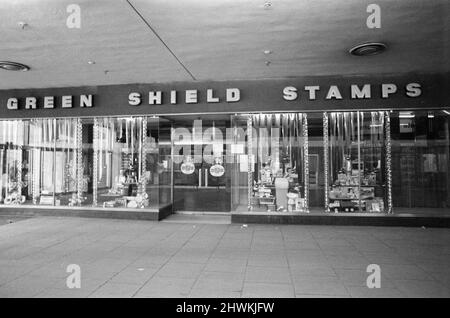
[0,216,30,226]
[0,216,449,298]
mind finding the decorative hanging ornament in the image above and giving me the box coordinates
[247,116,253,211]
[385,111,393,214]
[92,118,99,206]
[323,112,329,212]
[302,114,309,213]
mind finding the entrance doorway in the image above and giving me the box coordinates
[172,117,231,212]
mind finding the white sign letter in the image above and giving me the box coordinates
[207,89,220,103]
[80,94,93,107]
[128,92,141,106]
[7,98,18,110]
[43,96,55,108]
[226,88,240,102]
[351,84,372,99]
[25,97,37,109]
[406,83,422,97]
[62,95,73,108]
[283,86,298,101]
[170,90,177,104]
[326,86,343,100]
[304,86,320,100]
[382,84,397,98]
[185,90,198,104]
[149,91,162,105]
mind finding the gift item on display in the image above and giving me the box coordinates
[328,156,384,213]
[0,117,162,210]
[275,177,289,211]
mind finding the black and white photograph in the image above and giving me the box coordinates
[0,0,449,305]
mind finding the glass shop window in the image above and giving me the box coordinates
[0,116,165,210]
[325,112,389,213]
[91,117,161,209]
[390,110,450,213]
[248,113,309,213]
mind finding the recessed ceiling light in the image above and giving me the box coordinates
[349,42,387,56]
[0,61,30,71]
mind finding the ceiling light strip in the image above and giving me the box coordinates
[126,0,197,81]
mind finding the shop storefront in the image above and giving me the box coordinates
[1,73,449,223]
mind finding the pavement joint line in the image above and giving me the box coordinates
[2,219,450,298]
[314,229,354,298]
[0,222,100,287]
[86,225,162,297]
[281,225,297,297]
[241,223,256,297]
[4,217,143,295]
[186,222,230,297]
[130,223,205,298]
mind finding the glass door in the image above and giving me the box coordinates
[172,117,231,212]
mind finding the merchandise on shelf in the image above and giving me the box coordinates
[328,156,384,213]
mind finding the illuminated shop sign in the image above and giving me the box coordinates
[6,94,93,110]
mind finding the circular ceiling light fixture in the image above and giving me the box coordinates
[0,61,30,71]
[349,42,387,56]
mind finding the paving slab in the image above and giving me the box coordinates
[0,216,449,298]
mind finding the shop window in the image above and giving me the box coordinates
[233,113,309,213]
[0,116,168,210]
[91,117,162,209]
[0,119,57,206]
[324,111,390,213]
[391,110,450,213]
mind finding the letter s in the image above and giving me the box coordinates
[406,83,422,97]
[283,86,298,101]
[128,92,141,106]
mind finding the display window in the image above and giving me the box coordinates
[390,110,450,213]
[324,111,389,213]
[0,116,171,210]
[231,113,309,213]
[1,110,449,215]
[233,110,449,215]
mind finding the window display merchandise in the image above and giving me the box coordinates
[1,110,449,215]
[328,156,384,212]
[248,113,308,213]
[325,112,388,213]
[0,117,167,210]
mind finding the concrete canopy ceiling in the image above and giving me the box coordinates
[0,0,449,90]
